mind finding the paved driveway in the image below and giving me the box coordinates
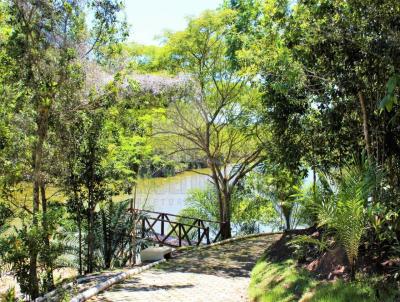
[89,234,280,302]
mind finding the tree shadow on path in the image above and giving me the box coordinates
[157,234,281,278]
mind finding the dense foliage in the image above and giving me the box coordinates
[0,0,399,299]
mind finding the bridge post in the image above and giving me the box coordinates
[197,220,201,245]
[161,213,164,236]
[141,218,145,238]
[178,224,182,247]
[205,227,210,244]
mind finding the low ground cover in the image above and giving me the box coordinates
[249,259,379,302]
[249,231,399,302]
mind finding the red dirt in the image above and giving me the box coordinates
[305,246,349,280]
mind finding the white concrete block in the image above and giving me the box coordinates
[140,246,173,262]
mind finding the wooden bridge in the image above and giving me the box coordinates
[129,209,224,247]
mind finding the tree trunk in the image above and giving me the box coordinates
[102,208,111,269]
[220,189,232,239]
[78,209,83,275]
[29,181,40,299]
[281,198,292,231]
[87,203,94,273]
[86,176,95,273]
[86,135,98,274]
[220,219,232,239]
[73,185,83,276]
[130,185,138,266]
[284,213,291,231]
[312,167,316,201]
[358,91,372,159]
[41,184,54,291]
[30,105,50,299]
[210,166,232,240]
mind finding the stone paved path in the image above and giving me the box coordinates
[89,234,281,302]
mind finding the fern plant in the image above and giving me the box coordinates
[310,159,382,278]
[318,198,365,270]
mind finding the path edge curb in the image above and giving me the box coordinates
[69,259,166,302]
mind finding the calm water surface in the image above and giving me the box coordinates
[116,168,211,215]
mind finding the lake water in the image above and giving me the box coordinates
[116,168,212,215]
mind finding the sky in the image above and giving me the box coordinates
[124,0,223,45]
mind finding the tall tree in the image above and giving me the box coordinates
[157,10,267,239]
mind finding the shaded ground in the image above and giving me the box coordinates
[251,230,400,301]
[265,228,315,262]
[89,234,281,302]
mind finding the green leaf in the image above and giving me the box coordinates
[387,75,398,94]
[380,75,399,112]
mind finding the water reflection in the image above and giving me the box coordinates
[123,168,211,215]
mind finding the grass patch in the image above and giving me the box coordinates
[248,259,392,302]
[308,281,376,302]
[249,259,315,302]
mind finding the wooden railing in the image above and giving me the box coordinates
[129,209,224,247]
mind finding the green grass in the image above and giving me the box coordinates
[309,281,376,302]
[248,259,385,302]
[249,259,315,302]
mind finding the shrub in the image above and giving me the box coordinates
[296,160,381,278]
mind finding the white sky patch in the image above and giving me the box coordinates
[124,0,222,45]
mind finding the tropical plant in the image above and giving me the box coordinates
[312,160,381,278]
[319,198,364,272]
[98,198,137,268]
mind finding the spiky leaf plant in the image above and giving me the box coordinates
[313,159,382,278]
[318,198,365,269]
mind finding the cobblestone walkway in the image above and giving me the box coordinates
[89,234,281,302]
